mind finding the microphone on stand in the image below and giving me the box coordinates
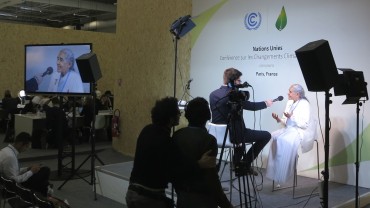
[273,96,284,102]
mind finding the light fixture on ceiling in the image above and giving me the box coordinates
[46,18,62,23]
[0,12,17,18]
[73,13,90,18]
[20,6,42,12]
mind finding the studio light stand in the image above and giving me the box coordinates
[169,15,196,204]
[334,68,368,208]
[169,14,196,98]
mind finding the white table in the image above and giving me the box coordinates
[14,113,47,136]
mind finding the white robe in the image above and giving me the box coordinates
[47,70,84,93]
[266,99,310,183]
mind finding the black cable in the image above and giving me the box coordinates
[302,186,319,207]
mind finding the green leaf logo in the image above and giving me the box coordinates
[275,6,287,31]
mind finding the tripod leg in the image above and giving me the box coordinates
[58,154,92,190]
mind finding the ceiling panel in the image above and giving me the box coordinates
[0,0,117,32]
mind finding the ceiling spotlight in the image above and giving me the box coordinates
[73,13,90,18]
[20,6,42,12]
[46,18,62,22]
[0,12,17,18]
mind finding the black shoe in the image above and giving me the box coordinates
[235,166,258,177]
[233,162,258,176]
[246,167,258,176]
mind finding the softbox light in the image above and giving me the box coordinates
[295,39,338,92]
[334,68,368,104]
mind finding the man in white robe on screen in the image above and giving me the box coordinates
[48,48,84,93]
[266,84,310,184]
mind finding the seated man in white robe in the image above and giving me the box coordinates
[266,84,310,184]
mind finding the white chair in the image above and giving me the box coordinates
[94,114,107,130]
[272,118,320,198]
[92,114,108,141]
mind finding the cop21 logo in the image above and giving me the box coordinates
[244,12,262,30]
[244,7,287,31]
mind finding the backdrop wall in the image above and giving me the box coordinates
[190,0,370,188]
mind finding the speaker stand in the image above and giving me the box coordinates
[58,82,105,201]
[321,90,332,208]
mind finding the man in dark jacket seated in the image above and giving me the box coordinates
[44,97,69,149]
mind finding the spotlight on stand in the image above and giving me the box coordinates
[169,14,196,98]
[17,90,26,108]
[334,68,368,104]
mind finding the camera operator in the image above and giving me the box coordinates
[209,67,273,175]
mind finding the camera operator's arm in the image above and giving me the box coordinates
[242,100,273,111]
[265,99,273,107]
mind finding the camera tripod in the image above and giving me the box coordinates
[217,101,258,208]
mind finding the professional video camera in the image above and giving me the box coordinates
[227,79,250,103]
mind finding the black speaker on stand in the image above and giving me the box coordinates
[296,39,339,208]
[58,52,104,200]
[77,53,102,83]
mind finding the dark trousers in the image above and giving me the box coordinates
[231,127,271,166]
[126,185,173,208]
[22,166,50,196]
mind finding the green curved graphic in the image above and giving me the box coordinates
[191,0,229,48]
[275,6,287,31]
[304,123,370,171]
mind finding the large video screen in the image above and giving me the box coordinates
[24,43,92,95]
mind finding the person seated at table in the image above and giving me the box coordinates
[80,96,97,143]
[2,90,20,142]
[44,97,70,149]
[101,90,114,110]
[1,90,13,132]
